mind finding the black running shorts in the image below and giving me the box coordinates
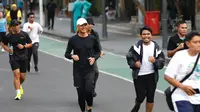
[9,59,27,73]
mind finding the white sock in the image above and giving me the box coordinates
[16,90,20,95]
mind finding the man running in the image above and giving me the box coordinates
[86,17,104,97]
[23,12,43,72]
[1,19,32,100]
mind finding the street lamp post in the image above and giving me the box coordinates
[162,0,168,49]
[24,0,28,22]
[39,0,44,26]
[102,0,107,39]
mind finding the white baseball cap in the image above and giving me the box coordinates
[77,18,87,26]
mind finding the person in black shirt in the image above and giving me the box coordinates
[86,17,104,97]
[65,18,101,112]
[46,0,57,30]
[1,20,32,100]
[167,21,188,57]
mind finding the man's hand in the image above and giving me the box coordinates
[88,57,95,65]
[180,85,196,96]
[177,43,184,50]
[100,51,105,57]
[8,48,13,54]
[135,61,141,68]
[28,26,33,31]
[17,44,24,49]
[72,55,79,61]
[148,56,156,63]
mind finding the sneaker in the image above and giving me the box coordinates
[20,86,24,95]
[35,66,39,72]
[15,94,21,100]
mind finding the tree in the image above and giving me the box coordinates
[132,0,145,16]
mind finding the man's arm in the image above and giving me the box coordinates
[167,37,184,58]
[24,32,32,48]
[38,23,43,34]
[154,51,165,69]
[167,43,184,58]
[126,46,138,69]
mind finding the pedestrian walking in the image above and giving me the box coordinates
[126,26,165,112]
[1,19,32,100]
[46,0,57,30]
[65,18,101,112]
[23,12,43,72]
[164,31,200,112]
[167,21,188,58]
[81,0,92,18]
[0,11,7,52]
[73,0,84,32]
[6,4,22,24]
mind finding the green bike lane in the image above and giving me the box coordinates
[39,35,169,93]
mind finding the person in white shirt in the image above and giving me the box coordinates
[23,12,43,72]
[126,26,165,112]
[165,31,200,112]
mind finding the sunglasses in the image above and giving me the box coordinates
[29,16,34,18]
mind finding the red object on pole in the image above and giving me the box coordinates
[144,11,160,35]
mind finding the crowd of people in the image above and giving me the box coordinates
[1,1,200,112]
[126,20,200,112]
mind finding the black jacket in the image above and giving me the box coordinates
[126,40,165,82]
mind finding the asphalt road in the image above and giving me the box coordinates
[0,49,171,112]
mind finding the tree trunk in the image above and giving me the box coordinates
[175,0,182,19]
[133,0,146,16]
[119,0,126,19]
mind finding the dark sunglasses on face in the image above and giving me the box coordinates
[29,16,34,18]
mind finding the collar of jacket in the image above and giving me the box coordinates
[133,40,162,58]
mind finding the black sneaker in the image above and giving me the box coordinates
[35,66,39,72]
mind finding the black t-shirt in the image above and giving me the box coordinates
[2,31,32,60]
[167,34,188,51]
[65,34,101,68]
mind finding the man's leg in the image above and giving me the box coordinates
[32,42,39,72]
[13,69,21,94]
[10,60,21,100]
[47,14,51,30]
[131,76,147,112]
[146,73,157,112]
[175,101,194,112]
[51,16,55,30]
[19,59,28,95]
